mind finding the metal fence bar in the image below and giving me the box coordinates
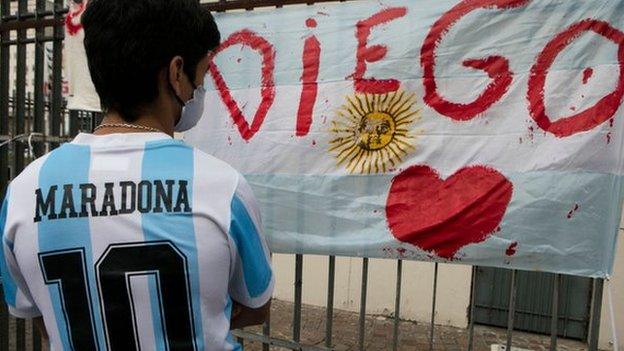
[392,259,402,351]
[33,327,42,351]
[293,254,303,342]
[16,319,25,351]
[0,3,8,347]
[0,282,7,351]
[33,0,45,159]
[262,305,270,351]
[429,262,438,351]
[262,254,272,351]
[325,255,335,348]
[50,0,64,149]
[506,269,517,350]
[0,0,10,202]
[550,273,560,351]
[203,0,350,12]
[14,0,27,175]
[69,110,80,140]
[467,266,477,351]
[358,258,368,351]
[588,278,604,351]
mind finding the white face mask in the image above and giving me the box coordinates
[174,84,206,132]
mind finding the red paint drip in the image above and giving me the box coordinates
[610,118,615,128]
[208,30,276,141]
[352,7,406,94]
[506,242,518,256]
[582,67,594,84]
[528,20,624,138]
[607,132,612,144]
[421,0,526,121]
[567,203,580,218]
[65,1,86,36]
[311,140,317,146]
[386,165,513,260]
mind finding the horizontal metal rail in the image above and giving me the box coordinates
[232,330,333,351]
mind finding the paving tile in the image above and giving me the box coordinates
[240,300,597,351]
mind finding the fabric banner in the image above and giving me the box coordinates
[184,0,624,278]
[64,0,101,111]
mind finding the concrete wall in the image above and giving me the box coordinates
[272,255,472,328]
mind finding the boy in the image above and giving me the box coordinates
[0,1,273,349]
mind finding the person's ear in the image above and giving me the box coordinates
[168,56,185,98]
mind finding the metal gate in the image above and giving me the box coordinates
[0,1,608,350]
[473,267,593,341]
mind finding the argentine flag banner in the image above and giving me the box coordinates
[185,0,624,278]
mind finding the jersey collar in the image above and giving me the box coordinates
[71,132,173,146]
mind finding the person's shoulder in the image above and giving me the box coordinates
[190,145,240,179]
[185,143,246,199]
[8,151,54,196]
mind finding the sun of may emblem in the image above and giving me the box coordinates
[329,91,420,174]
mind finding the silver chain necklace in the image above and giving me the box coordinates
[94,123,161,133]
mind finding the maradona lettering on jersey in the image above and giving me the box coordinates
[33,179,192,222]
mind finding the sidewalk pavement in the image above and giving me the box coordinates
[240,299,595,351]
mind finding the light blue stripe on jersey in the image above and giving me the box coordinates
[230,195,272,298]
[141,139,204,350]
[224,296,242,351]
[37,144,106,350]
[0,188,17,306]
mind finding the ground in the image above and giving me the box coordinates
[239,299,595,351]
[4,299,596,350]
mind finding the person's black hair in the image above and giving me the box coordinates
[82,0,220,121]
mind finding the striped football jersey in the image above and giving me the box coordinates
[0,132,274,350]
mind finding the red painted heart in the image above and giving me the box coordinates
[385,165,513,259]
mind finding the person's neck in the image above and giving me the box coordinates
[94,111,173,137]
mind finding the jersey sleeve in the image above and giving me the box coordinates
[227,175,274,308]
[0,188,41,318]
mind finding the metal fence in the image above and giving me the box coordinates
[0,0,608,350]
